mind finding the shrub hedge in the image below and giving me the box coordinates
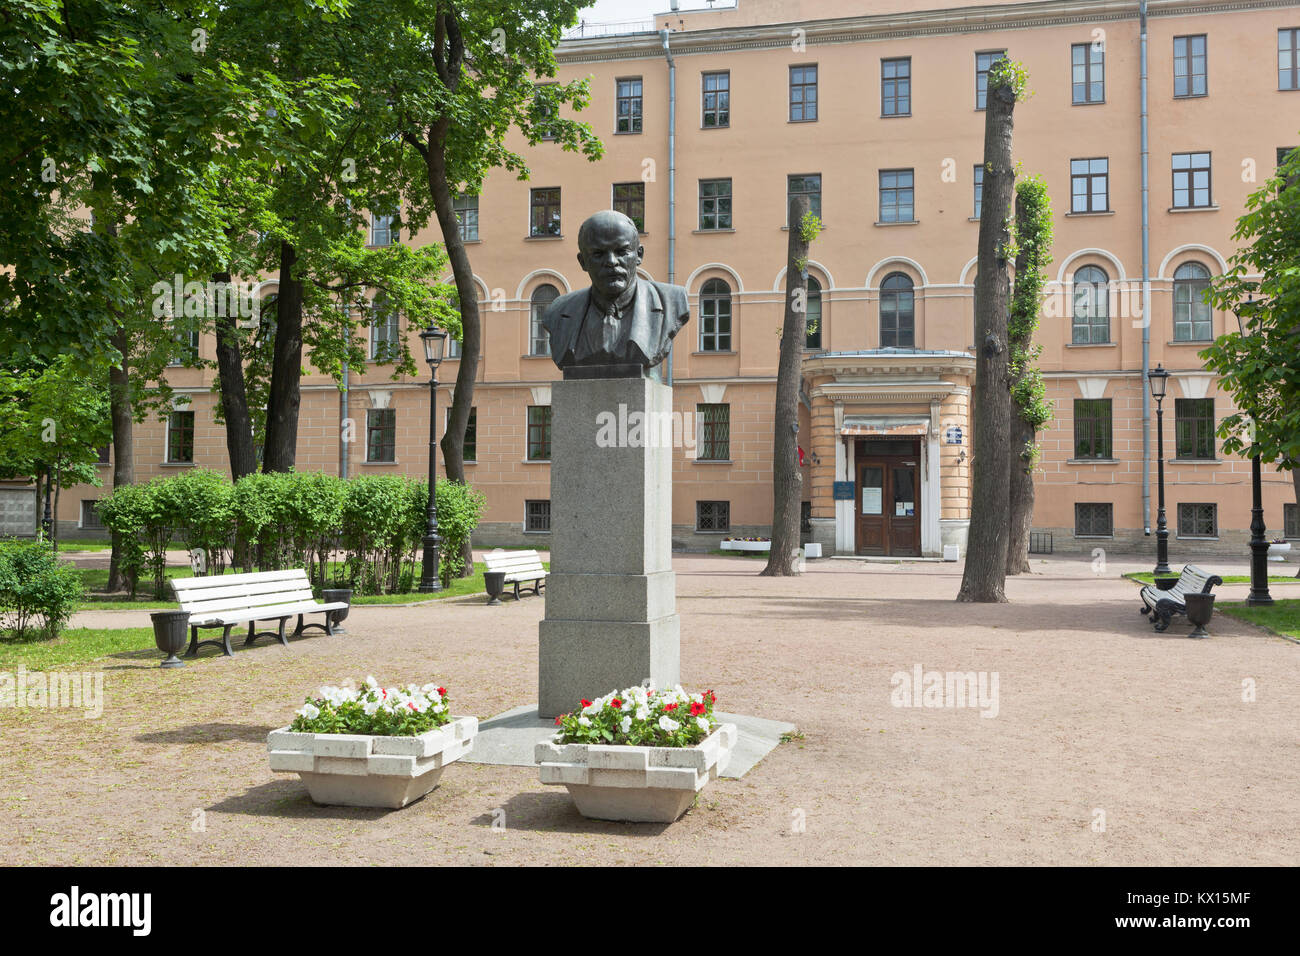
[0,540,85,640]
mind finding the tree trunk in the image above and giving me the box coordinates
[106,319,135,592]
[52,460,61,553]
[1006,191,1036,576]
[957,78,1018,603]
[426,122,477,576]
[213,270,258,480]
[761,196,811,576]
[262,241,303,472]
[1292,465,1300,578]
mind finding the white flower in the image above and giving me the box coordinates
[365,675,379,688]
[635,706,650,721]
[658,715,680,732]
[363,699,380,716]
[578,716,591,727]
[581,700,600,716]
[297,703,320,720]
[691,692,704,705]
[696,717,710,733]
[620,716,632,734]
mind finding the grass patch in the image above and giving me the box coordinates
[709,548,769,559]
[52,539,115,552]
[1218,599,1300,643]
[1124,571,1300,586]
[0,627,157,671]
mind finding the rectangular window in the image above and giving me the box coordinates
[527,405,552,461]
[454,194,479,241]
[535,84,557,140]
[370,213,397,246]
[1280,28,1300,90]
[882,57,911,116]
[789,64,817,121]
[879,168,915,223]
[1071,41,1104,104]
[612,182,646,232]
[1173,34,1207,97]
[447,407,476,463]
[1285,502,1298,539]
[696,500,730,533]
[1071,157,1110,213]
[167,411,195,464]
[616,77,643,133]
[80,499,105,531]
[696,404,730,461]
[1174,398,1215,459]
[530,187,561,237]
[167,325,200,367]
[1172,152,1212,208]
[699,178,732,230]
[1073,399,1113,459]
[370,307,400,362]
[1074,502,1114,537]
[702,71,730,128]
[973,165,984,218]
[787,173,822,220]
[1178,502,1218,538]
[365,409,395,463]
[525,500,551,533]
[976,50,1007,110]
[96,444,110,465]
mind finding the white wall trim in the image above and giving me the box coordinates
[685,261,744,293]
[771,259,836,291]
[1157,243,1228,279]
[865,256,929,289]
[516,269,571,301]
[1056,247,1128,284]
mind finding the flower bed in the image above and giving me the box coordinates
[537,685,736,822]
[721,538,771,552]
[268,677,476,808]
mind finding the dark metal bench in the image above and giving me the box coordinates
[1139,564,1223,632]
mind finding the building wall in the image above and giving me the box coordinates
[36,0,1300,556]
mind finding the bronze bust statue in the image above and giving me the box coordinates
[541,210,690,380]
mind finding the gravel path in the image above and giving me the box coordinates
[2,554,1296,866]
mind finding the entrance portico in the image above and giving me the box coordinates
[803,350,975,558]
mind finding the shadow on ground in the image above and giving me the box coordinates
[467,789,673,836]
[135,722,274,745]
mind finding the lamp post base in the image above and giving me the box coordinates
[418,534,442,593]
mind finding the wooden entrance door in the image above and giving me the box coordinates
[856,451,921,556]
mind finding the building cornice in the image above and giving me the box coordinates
[558,1,1294,63]
[803,351,976,379]
[811,384,961,403]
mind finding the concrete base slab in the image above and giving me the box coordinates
[461,704,795,780]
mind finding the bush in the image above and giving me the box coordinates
[0,540,85,640]
[94,483,151,597]
[340,475,411,594]
[405,479,488,587]
[167,469,234,575]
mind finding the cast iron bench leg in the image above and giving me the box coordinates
[324,614,334,636]
[293,613,305,637]
[277,617,289,647]
[187,625,200,657]
[221,623,234,656]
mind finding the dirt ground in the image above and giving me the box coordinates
[2,552,1296,866]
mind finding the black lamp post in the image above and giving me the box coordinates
[1148,363,1171,575]
[1234,297,1273,606]
[418,323,447,593]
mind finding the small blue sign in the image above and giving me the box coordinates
[833,481,855,501]
[945,425,964,445]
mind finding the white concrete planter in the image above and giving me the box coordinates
[721,540,770,552]
[535,723,737,823]
[267,716,477,809]
[1268,542,1291,562]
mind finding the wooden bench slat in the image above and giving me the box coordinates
[171,580,316,603]
[171,569,308,591]
[179,591,318,615]
[190,600,348,627]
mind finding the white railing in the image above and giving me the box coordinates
[562,18,657,40]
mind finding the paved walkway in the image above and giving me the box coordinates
[4,554,1297,865]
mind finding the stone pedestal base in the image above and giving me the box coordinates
[538,377,681,718]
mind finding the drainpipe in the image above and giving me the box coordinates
[661,26,677,384]
[340,361,350,479]
[1140,0,1152,535]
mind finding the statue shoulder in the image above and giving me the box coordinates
[651,281,690,315]
[542,288,585,329]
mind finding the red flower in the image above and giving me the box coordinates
[437,687,447,697]
[581,699,592,708]
[408,702,417,711]
[664,702,678,712]
[610,699,622,709]
[554,716,562,725]
[690,701,706,717]
[705,690,717,704]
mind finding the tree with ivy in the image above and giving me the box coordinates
[958,57,1028,603]
[762,199,821,576]
[1005,176,1054,575]
[1202,145,1300,573]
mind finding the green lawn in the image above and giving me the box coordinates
[1124,571,1300,586]
[0,627,158,670]
[52,539,115,552]
[1218,600,1300,644]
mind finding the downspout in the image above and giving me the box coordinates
[340,361,350,479]
[1140,0,1152,534]
[661,26,677,384]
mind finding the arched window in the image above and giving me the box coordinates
[1071,265,1110,344]
[879,273,915,348]
[699,278,732,351]
[1173,262,1212,342]
[529,284,559,356]
[804,277,823,350]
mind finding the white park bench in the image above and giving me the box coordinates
[481,549,548,601]
[1138,564,1223,633]
[169,569,350,657]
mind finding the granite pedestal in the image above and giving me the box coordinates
[538,376,681,718]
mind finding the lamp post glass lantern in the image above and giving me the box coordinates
[1234,296,1273,606]
[1148,363,1171,576]
[419,324,448,592]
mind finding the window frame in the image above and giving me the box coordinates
[1173,34,1207,97]
[1177,502,1218,539]
[365,408,396,464]
[973,164,984,218]
[878,168,915,224]
[1284,502,1299,540]
[698,278,733,352]
[1071,265,1111,345]
[612,181,646,233]
[453,193,479,241]
[701,71,730,129]
[525,499,552,533]
[369,298,401,362]
[789,63,818,122]
[369,213,397,247]
[1074,502,1114,538]
[529,284,559,356]
[975,50,1007,110]
[166,410,195,464]
[804,276,823,350]
[1174,397,1216,460]
[787,173,822,220]
[1073,398,1113,460]
[615,76,643,133]
[448,406,477,463]
[696,403,731,461]
[1280,28,1300,91]
[526,405,552,461]
[1171,151,1212,209]
[879,273,916,349]
[529,187,562,237]
[698,178,733,231]
[1071,41,1105,104]
[881,57,911,117]
[1173,261,1213,342]
[695,500,731,533]
[1070,157,1110,213]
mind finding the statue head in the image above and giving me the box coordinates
[576,210,643,301]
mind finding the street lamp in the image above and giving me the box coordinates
[1148,363,1171,575]
[1233,296,1273,606]
[418,323,448,592]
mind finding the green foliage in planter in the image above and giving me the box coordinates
[554,686,719,748]
[289,680,452,736]
[0,541,85,640]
